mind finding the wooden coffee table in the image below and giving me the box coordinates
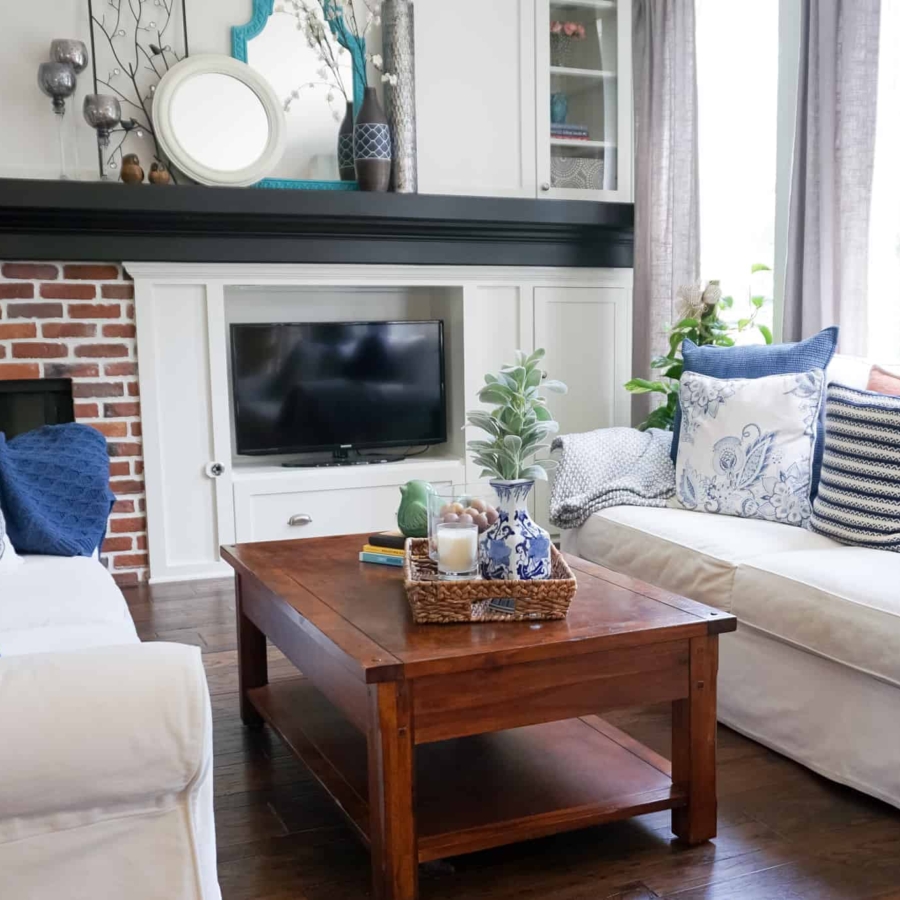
[222,535,736,900]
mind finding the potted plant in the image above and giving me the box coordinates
[466,349,567,580]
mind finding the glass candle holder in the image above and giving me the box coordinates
[436,521,479,580]
[427,484,501,562]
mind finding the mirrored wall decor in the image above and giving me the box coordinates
[153,55,286,186]
[232,0,367,190]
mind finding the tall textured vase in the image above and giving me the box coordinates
[337,101,355,182]
[353,87,392,192]
[382,0,418,193]
[479,480,552,581]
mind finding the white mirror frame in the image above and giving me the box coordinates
[153,55,286,187]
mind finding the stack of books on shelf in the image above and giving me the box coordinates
[551,124,591,141]
[359,532,407,567]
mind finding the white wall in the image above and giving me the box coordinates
[0,0,246,179]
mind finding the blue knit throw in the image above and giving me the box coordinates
[0,424,116,557]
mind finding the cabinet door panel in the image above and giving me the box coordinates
[533,284,631,531]
[415,0,536,197]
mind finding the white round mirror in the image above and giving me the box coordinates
[153,55,285,186]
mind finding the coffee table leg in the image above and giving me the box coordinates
[672,634,719,844]
[368,681,418,900]
[235,574,267,728]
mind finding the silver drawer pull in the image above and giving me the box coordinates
[288,514,313,527]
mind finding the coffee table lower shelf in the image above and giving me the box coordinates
[247,677,687,861]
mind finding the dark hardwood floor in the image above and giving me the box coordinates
[123,578,900,900]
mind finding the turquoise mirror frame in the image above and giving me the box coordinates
[232,0,366,190]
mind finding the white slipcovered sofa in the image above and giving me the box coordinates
[0,555,220,900]
[562,355,900,809]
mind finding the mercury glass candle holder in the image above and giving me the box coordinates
[50,39,89,74]
[83,94,121,148]
[38,61,77,179]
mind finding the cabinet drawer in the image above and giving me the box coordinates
[235,482,452,543]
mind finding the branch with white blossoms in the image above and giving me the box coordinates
[368,53,397,86]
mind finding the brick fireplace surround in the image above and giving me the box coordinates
[0,261,147,585]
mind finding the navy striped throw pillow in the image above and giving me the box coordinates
[809,384,900,551]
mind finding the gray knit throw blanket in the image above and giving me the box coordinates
[549,427,676,530]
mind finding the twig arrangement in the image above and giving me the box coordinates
[276,0,395,118]
[87,0,188,176]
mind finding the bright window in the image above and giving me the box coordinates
[695,0,778,335]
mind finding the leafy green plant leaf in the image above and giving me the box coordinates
[751,263,771,273]
[751,295,766,309]
[624,378,670,395]
[758,324,773,344]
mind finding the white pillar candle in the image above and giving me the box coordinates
[436,523,478,577]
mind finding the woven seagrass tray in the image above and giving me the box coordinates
[402,538,577,624]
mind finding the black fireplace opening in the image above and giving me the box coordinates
[0,378,75,440]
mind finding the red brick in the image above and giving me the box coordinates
[68,303,120,319]
[105,361,137,377]
[108,441,142,458]
[42,322,96,338]
[74,402,100,418]
[75,343,128,358]
[12,342,67,359]
[73,382,124,398]
[101,284,135,300]
[0,323,37,339]
[44,362,100,378]
[110,478,144,495]
[0,363,40,380]
[136,535,147,551]
[105,401,140,418]
[138,498,146,512]
[40,283,95,300]
[102,536,133,553]
[7,302,63,318]
[0,283,35,299]
[113,553,148,569]
[126,305,135,320]
[102,323,136,338]
[109,516,146,533]
[131,421,142,437]
[63,264,120,281]
[1,263,58,280]
[112,571,140,587]
[127,382,140,397]
[134,460,144,475]
[109,460,131,477]
[91,421,128,438]
[0,347,5,358]
[112,498,135,514]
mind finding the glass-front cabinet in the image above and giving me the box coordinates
[536,0,632,202]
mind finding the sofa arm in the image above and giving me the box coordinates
[0,641,211,821]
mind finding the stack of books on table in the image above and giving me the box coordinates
[551,124,590,141]
[359,532,407,567]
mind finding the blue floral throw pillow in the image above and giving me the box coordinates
[675,369,826,527]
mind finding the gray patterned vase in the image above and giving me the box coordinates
[479,480,552,581]
[353,87,392,192]
[337,101,355,182]
[383,0,417,193]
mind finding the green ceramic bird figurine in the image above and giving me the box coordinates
[397,480,436,538]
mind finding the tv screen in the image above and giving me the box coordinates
[231,320,446,456]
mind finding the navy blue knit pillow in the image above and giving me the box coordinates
[671,327,839,497]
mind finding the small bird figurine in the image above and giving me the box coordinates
[148,161,171,185]
[120,153,144,184]
[396,480,436,538]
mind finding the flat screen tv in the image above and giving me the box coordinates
[231,320,446,458]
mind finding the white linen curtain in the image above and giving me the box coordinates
[783,0,881,354]
[631,0,700,422]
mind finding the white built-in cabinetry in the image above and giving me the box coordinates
[415,0,632,202]
[129,263,631,583]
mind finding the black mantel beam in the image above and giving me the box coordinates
[0,179,633,269]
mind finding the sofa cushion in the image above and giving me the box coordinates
[569,506,835,612]
[675,369,824,529]
[732,546,900,687]
[0,498,21,573]
[0,555,137,656]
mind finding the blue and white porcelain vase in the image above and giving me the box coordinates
[353,87,392,192]
[479,480,552,581]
